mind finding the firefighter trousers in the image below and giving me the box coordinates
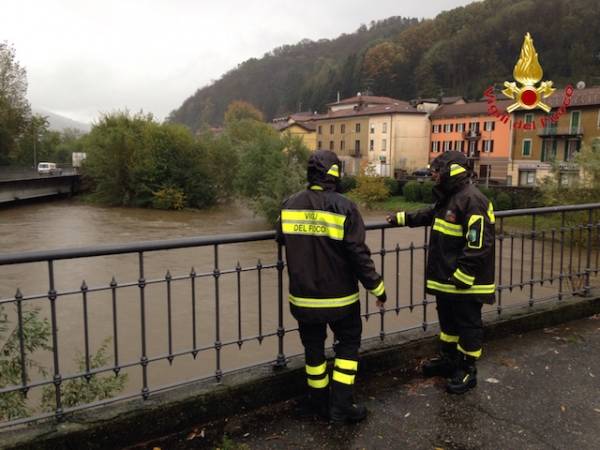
[298,303,362,407]
[436,295,483,359]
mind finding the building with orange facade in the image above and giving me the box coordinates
[509,86,600,186]
[429,100,512,183]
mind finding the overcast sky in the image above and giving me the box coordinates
[2,0,476,124]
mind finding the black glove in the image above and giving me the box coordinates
[449,275,470,290]
[377,292,387,303]
[386,211,405,227]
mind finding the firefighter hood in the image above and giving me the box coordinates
[430,151,471,196]
[307,149,342,192]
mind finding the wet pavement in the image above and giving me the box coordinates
[134,316,600,450]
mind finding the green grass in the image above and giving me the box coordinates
[347,194,428,212]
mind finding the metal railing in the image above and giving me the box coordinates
[0,203,599,429]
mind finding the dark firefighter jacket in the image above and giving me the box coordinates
[276,150,384,323]
[396,151,496,303]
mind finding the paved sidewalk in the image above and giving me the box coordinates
[137,316,600,450]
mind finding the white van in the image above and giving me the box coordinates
[37,162,62,175]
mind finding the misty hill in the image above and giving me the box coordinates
[33,108,90,133]
[168,0,600,131]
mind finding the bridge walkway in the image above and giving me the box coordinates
[137,316,600,450]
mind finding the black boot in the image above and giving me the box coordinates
[329,381,367,424]
[422,342,458,378]
[296,387,330,420]
[446,355,477,394]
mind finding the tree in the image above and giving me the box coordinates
[83,111,222,209]
[539,141,600,206]
[224,100,264,126]
[0,41,31,165]
[0,303,50,420]
[1,303,127,421]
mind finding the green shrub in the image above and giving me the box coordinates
[478,186,496,201]
[350,175,390,207]
[403,181,421,202]
[383,177,400,196]
[419,181,435,203]
[494,192,512,210]
[152,186,186,210]
[340,175,357,193]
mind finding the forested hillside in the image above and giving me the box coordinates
[168,0,600,130]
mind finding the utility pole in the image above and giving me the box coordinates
[33,123,37,169]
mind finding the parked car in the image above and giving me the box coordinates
[412,167,432,177]
[37,162,62,175]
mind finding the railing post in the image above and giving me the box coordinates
[15,289,28,397]
[138,252,149,400]
[274,243,287,369]
[584,209,593,297]
[213,245,222,381]
[379,228,386,341]
[497,217,504,315]
[529,214,536,307]
[48,260,63,419]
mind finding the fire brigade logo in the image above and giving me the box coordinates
[502,32,555,113]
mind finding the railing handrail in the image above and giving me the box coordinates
[1,203,599,266]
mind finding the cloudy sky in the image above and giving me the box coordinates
[2,0,476,124]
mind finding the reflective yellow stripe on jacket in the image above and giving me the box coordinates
[289,292,359,308]
[281,209,346,241]
[433,218,463,237]
[427,279,496,294]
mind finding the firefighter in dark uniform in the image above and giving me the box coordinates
[276,150,386,422]
[387,150,495,394]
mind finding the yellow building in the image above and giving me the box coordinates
[509,86,600,186]
[314,95,429,176]
[279,122,317,151]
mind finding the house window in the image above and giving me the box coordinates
[355,140,361,152]
[330,124,334,134]
[329,140,334,151]
[565,139,581,161]
[469,122,480,132]
[318,141,322,149]
[519,170,536,186]
[443,141,451,152]
[456,123,465,132]
[431,141,439,153]
[570,110,581,133]
[382,122,387,133]
[355,123,361,133]
[340,140,345,151]
[432,124,440,133]
[381,139,387,151]
[370,124,375,134]
[522,139,532,157]
[369,139,374,151]
[524,114,534,124]
[341,124,346,133]
[541,139,558,161]
[483,140,494,153]
[484,121,495,132]
[318,126,322,134]
[444,123,453,133]
[455,141,463,151]
[468,140,477,156]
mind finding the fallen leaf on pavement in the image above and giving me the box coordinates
[485,378,500,384]
[560,405,566,412]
